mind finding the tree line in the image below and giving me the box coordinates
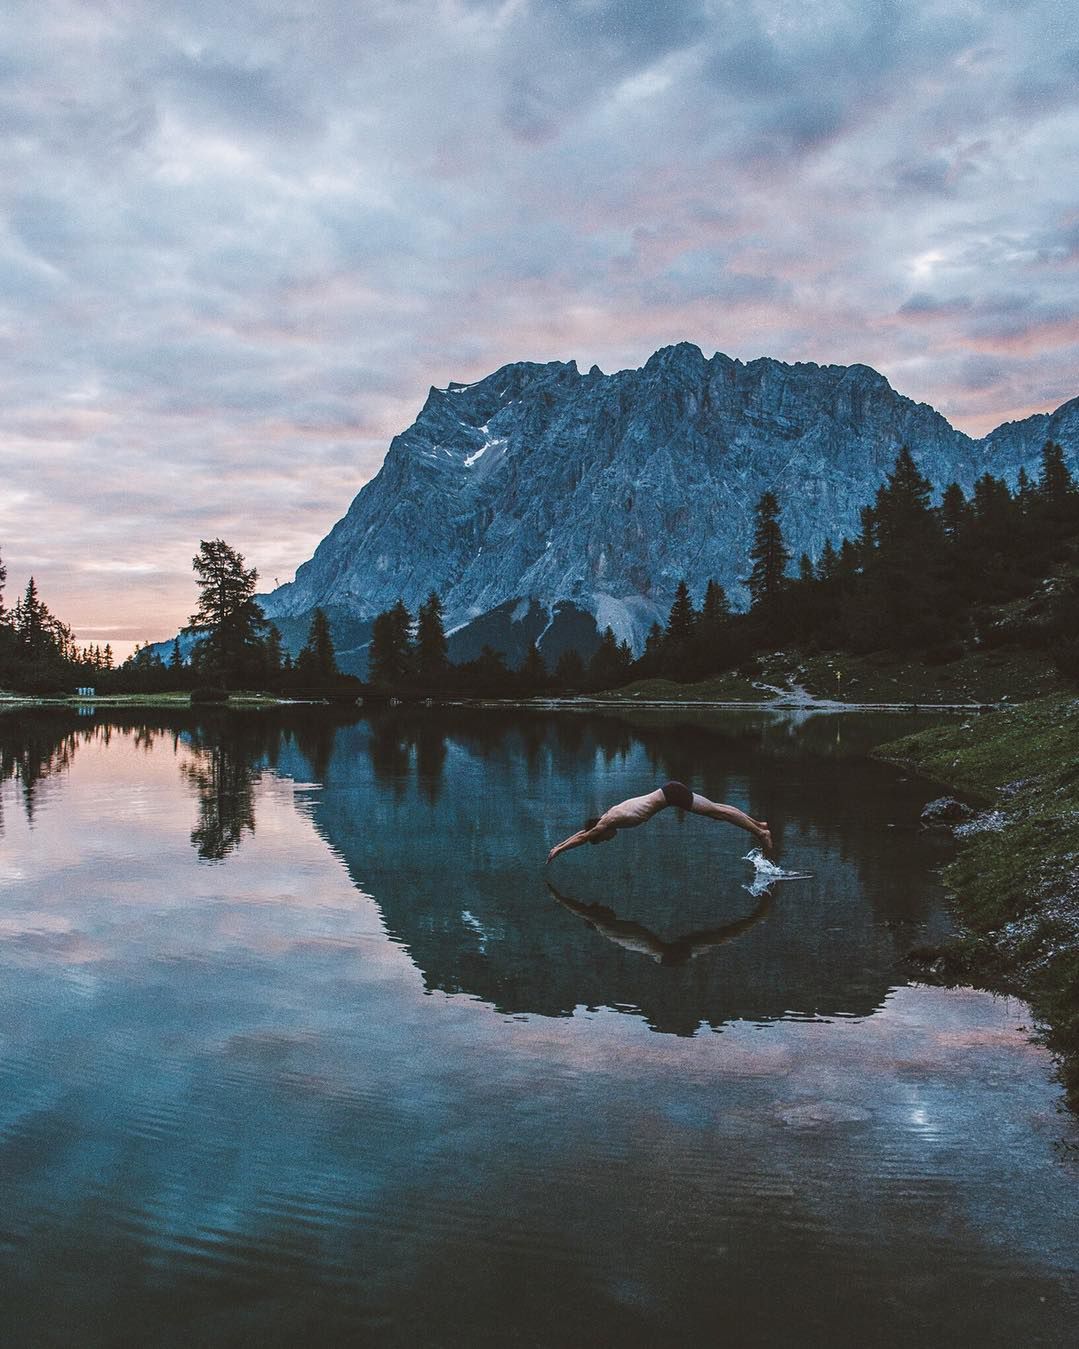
[361,438,1079,695]
[0,539,347,696]
[2,437,1076,698]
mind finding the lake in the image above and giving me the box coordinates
[1,704,1077,1347]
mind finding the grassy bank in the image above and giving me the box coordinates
[875,693,1079,1108]
[0,691,285,709]
[593,646,1063,707]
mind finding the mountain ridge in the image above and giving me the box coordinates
[253,343,1076,667]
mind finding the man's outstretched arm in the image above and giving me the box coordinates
[546,827,606,864]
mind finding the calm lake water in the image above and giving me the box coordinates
[1,704,1077,1347]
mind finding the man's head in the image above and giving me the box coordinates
[584,816,616,844]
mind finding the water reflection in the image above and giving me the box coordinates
[547,880,774,965]
[0,703,955,1034]
[3,704,1078,1348]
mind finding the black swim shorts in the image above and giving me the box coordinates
[661,780,694,810]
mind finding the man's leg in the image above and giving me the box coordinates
[691,793,772,850]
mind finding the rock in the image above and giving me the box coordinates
[920,796,975,829]
[257,344,1078,658]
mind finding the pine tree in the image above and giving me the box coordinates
[1016,465,1034,509]
[700,579,730,626]
[1037,440,1076,510]
[297,608,338,678]
[368,600,415,686]
[169,637,184,670]
[519,641,547,693]
[817,539,839,582]
[14,578,54,660]
[554,647,586,690]
[664,580,697,646]
[747,491,790,614]
[416,591,449,685]
[940,482,969,543]
[586,626,631,691]
[185,539,267,687]
[103,644,114,671]
[263,625,284,682]
[798,552,814,584]
[863,447,949,650]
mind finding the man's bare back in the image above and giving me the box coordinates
[546,779,772,864]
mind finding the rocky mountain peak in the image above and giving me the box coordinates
[258,345,1076,672]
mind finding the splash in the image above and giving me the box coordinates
[743,848,812,896]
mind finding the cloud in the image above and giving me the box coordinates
[0,0,1077,647]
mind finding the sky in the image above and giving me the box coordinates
[2,0,1078,658]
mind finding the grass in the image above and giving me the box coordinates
[0,690,286,708]
[874,693,1079,1109]
[591,673,769,703]
[793,646,1065,705]
[589,645,1064,708]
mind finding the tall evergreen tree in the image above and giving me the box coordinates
[185,539,267,687]
[664,580,697,646]
[416,591,449,685]
[519,641,548,693]
[263,625,284,682]
[817,538,839,582]
[700,578,730,626]
[554,647,586,691]
[297,608,338,678]
[940,482,969,544]
[169,637,184,670]
[368,600,415,686]
[1037,440,1076,510]
[587,626,632,691]
[862,447,949,649]
[747,491,790,615]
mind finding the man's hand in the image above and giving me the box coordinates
[756,821,773,853]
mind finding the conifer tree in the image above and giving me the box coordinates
[263,625,284,681]
[169,637,184,670]
[700,579,730,626]
[368,600,415,686]
[416,591,449,684]
[817,539,839,582]
[554,647,586,690]
[1037,440,1076,510]
[297,608,338,678]
[664,580,697,646]
[747,491,790,614]
[586,626,631,690]
[940,482,969,543]
[185,539,267,686]
[519,641,547,693]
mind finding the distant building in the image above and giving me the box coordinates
[75,687,96,698]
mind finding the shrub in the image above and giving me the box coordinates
[191,685,229,704]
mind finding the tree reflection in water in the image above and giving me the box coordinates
[180,735,258,861]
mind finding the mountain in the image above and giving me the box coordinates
[257,344,1077,671]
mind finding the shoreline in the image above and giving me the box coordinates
[873,694,1079,1111]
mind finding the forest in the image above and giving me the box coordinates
[1,440,1076,699]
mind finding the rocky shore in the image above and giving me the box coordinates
[874,694,1079,1110]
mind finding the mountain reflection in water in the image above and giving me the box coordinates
[1,702,954,1035]
[3,703,1078,1349]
